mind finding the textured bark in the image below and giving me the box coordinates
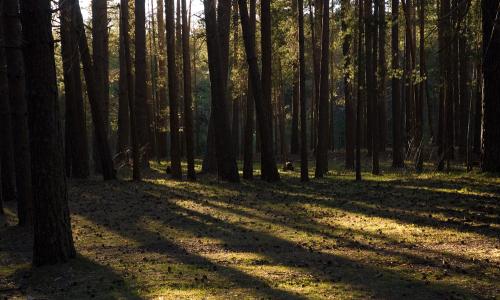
[0,1,16,205]
[315,0,329,178]
[480,0,500,172]
[73,0,116,180]
[203,0,240,182]
[297,0,308,182]
[239,0,280,182]
[166,0,182,178]
[392,0,404,168]
[243,0,256,180]
[60,0,90,181]
[182,0,196,180]
[20,0,76,265]
[3,0,33,225]
[117,0,130,155]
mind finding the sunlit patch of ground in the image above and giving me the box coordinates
[1,158,499,299]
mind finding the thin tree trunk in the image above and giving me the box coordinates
[166,0,183,178]
[297,0,308,182]
[342,0,354,169]
[415,0,425,172]
[392,0,404,168]
[117,0,131,155]
[356,0,364,181]
[182,0,196,180]
[157,0,168,157]
[20,0,76,265]
[378,0,387,153]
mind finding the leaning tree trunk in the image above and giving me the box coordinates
[73,0,116,180]
[239,0,280,182]
[480,0,500,172]
[315,0,330,178]
[182,0,196,180]
[20,0,76,265]
[166,0,182,179]
[203,0,240,182]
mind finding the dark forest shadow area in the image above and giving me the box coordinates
[1,158,499,299]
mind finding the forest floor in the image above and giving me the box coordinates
[1,158,499,300]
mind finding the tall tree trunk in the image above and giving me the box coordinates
[136,0,151,168]
[356,0,364,181]
[315,0,330,178]
[61,0,90,181]
[122,0,141,180]
[342,0,354,170]
[480,0,500,172]
[290,0,299,156]
[203,0,240,182]
[415,0,425,172]
[4,0,33,225]
[297,0,308,182]
[117,0,131,155]
[72,0,116,180]
[457,0,469,161]
[156,0,168,157]
[243,0,256,179]
[378,0,387,153]
[0,1,16,205]
[92,0,109,173]
[239,0,279,182]
[371,0,380,175]
[166,0,182,178]
[182,0,196,180]
[20,0,76,265]
[392,0,404,168]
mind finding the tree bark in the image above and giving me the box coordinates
[166,0,183,178]
[297,0,308,182]
[203,0,240,182]
[315,0,330,178]
[392,0,404,168]
[117,0,131,155]
[73,0,116,180]
[60,0,90,181]
[356,0,364,181]
[156,0,168,157]
[239,0,280,182]
[480,0,500,172]
[243,0,256,180]
[182,0,196,180]
[20,0,76,265]
[341,0,354,170]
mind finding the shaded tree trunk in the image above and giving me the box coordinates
[342,0,354,170]
[356,0,364,181]
[117,0,131,155]
[243,0,256,180]
[315,0,330,178]
[480,0,500,172]
[156,0,168,157]
[290,0,299,156]
[378,0,387,153]
[297,0,308,182]
[166,0,182,179]
[20,0,76,265]
[239,0,280,182]
[60,0,90,181]
[72,0,116,180]
[203,0,240,182]
[0,1,16,205]
[182,0,196,180]
[392,0,404,168]
[415,0,425,172]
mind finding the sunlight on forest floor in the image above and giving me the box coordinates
[1,158,499,299]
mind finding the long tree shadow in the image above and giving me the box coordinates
[73,176,494,299]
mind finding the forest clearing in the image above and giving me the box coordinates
[2,159,499,299]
